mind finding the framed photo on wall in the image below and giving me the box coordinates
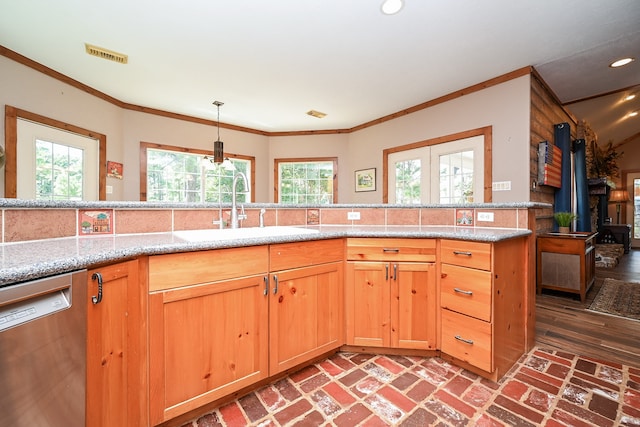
[355,168,376,192]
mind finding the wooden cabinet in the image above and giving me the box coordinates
[269,239,344,374]
[148,240,343,424]
[148,246,269,425]
[345,238,437,350]
[87,259,147,427]
[537,232,596,302]
[598,224,631,253]
[439,238,527,381]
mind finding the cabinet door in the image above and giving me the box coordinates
[345,261,390,347]
[392,262,436,349]
[87,259,146,427]
[149,274,269,425]
[269,262,343,374]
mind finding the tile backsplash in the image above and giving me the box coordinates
[1,206,527,243]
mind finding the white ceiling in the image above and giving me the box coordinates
[1,0,639,145]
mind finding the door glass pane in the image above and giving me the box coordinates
[394,159,421,204]
[438,150,474,203]
[634,178,640,239]
[35,139,84,200]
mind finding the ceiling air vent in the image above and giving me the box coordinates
[85,43,128,64]
[306,110,327,119]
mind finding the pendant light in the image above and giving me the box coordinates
[212,100,224,163]
[203,100,224,165]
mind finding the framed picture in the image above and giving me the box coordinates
[107,161,123,179]
[355,168,376,192]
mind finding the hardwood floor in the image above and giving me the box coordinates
[535,248,640,368]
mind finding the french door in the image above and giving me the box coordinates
[626,172,640,249]
[17,119,99,200]
[387,135,484,204]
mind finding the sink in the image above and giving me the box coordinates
[173,226,319,242]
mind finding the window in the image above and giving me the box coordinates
[140,142,254,202]
[384,127,491,204]
[275,158,338,204]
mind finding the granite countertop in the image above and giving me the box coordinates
[0,225,531,286]
[0,199,550,210]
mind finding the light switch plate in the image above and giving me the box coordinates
[347,211,361,220]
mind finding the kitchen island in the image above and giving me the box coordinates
[0,201,541,427]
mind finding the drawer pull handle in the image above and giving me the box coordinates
[454,287,473,295]
[383,248,400,253]
[455,335,474,345]
[273,275,279,295]
[393,264,397,281]
[453,251,472,256]
[263,276,269,296]
[385,264,389,281]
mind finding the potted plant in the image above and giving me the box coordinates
[554,211,577,233]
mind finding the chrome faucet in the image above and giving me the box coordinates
[230,171,249,229]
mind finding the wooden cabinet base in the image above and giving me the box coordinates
[340,345,439,359]
[152,349,340,427]
[439,353,501,382]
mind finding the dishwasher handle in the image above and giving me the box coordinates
[0,271,84,332]
[0,272,75,308]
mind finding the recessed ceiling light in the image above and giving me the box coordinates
[609,57,634,68]
[624,94,636,101]
[628,111,638,117]
[381,0,404,15]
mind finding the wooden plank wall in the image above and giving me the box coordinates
[529,71,577,233]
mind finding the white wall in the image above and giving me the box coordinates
[268,134,350,202]
[122,111,270,201]
[1,55,532,203]
[348,76,532,203]
[0,56,124,198]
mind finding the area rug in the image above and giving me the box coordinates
[588,278,640,321]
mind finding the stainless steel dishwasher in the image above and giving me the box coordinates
[0,270,87,426]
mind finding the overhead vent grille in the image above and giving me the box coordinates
[85,43,128,64]
[306,110,327,119]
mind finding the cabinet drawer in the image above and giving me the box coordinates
[270,239,343,271]
[346,238,436,262]
[441,309,492,372]
[440,239,491,270]
[440,264,492,321]
[149,246,268,291]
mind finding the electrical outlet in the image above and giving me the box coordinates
[347,211,361,220]
[477,212,494,222]
[106,185,113,194]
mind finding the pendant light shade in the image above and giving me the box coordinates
[213,139,223,163]
[212,101,224,163]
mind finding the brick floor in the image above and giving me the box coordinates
[182,346,640,426]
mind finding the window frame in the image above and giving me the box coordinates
[139,141,255,202]
[382,126,492,203]
[274,157,338,204]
